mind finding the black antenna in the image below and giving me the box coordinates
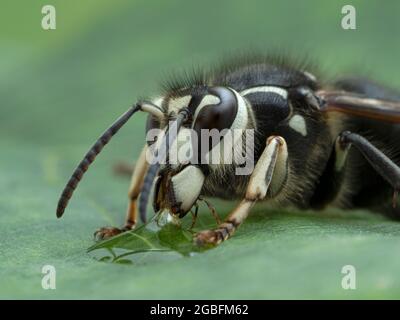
[138,108,189,222]
[56,104,141,218]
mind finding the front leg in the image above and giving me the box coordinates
[95,145,149,240]
[195,136,288,246]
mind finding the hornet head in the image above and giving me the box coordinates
[143,86,252,220]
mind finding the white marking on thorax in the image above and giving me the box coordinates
[289,114,307,136]
[240,86,288,99]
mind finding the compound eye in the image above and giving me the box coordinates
[192,86,238,132]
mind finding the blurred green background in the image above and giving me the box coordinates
[1,0,400,299]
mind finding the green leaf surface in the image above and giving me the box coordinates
[1,0,400,299]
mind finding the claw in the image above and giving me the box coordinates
[194,221,236,247]
[194,229,225,247]
[93,227,124,241]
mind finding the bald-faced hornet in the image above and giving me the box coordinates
[57,56,400,246]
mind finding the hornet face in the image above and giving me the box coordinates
[147,86,252,219]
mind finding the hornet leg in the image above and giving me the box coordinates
[95,145,149,240]
[338,131,400,207]
[309,133,351,208]
[194,136,288,246]
[311,130,400,213]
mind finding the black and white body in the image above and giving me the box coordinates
[56,56,400,246]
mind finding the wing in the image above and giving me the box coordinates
[317,90,400,123]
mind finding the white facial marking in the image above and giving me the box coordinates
[289,114,307,136]
[231,89,249,131]
[168,95,192,114]
[171,165,205,212]
[198,94,220,109]
[206,89,249,170]
[152,96,164,107]
[240,86,288,99]
[192,94,220,124]
[141,102,164,119]
[168,127,194,169]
